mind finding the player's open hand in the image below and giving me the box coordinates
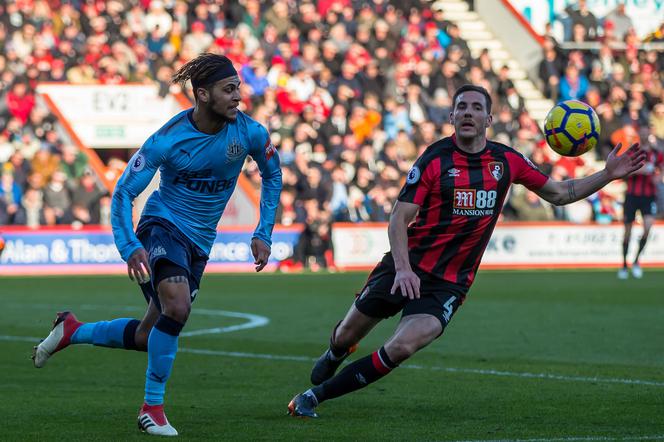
[251,237,271,272]
[127,248,151,284]
[391,269,421,300]
[606,143,646,180]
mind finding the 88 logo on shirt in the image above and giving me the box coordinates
[453,189,497,216]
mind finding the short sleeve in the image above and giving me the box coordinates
[508,151,549,190]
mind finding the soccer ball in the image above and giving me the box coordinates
[543,100,601,157]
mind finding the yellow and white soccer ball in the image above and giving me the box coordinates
[543,100,601,157]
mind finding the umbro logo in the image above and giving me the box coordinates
[448,168,461,177]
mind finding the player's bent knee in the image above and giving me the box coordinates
[157,283,192,323]
[384,340,419,363]
[134,329,150,351]
[163,300,191,323]
[334,323,359,349]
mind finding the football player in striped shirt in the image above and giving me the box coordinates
[288,84,645,418]
[618,126,663,279]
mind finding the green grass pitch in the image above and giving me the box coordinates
[1,270,663,441]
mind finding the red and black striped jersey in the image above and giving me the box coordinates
[625,149,663,197]
[398,135,548,287]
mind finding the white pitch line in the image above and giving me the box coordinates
[176,348,664,388]
[0,335,40,342]
[2,335,662,442]
[179,347,313,362]
[405,365,664,388]
[454,435,664,442]
[5,303,269,337]
[179,308,269,337]
[11,333,659,389]
[4,328,663,441]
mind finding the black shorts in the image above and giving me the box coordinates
[135,216,209,311]
[624,195,657,223]
[354,253,467,333]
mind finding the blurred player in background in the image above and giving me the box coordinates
[288,84,645,418]
[32,54,282,436]
[618,126,663,279]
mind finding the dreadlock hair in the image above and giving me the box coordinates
[171,53,237,101]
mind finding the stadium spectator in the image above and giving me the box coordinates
[0,132,13,163]
[18,186,46,228]
[529,148,554,176]
[6,81,35,124]
[560,64,589,101]
[31,149,60,183]
[59,145,88,186]
[650,103,664,139]
[564,0,599,41]
[0,0,659,245]
[43,170,72,225]
[70,171,104,225]
[0,170,22,224]
[592,191,620,224]
[367,185,393,222]
[275,187,299,226]
[539,39,564,101]
[183,21,213,56]
[292,198,334,271]
[603,3,634,42]
[329,165,350,222]
[145,1,172,38]
[511,189,555,221]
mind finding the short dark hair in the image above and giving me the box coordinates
[452,84,492,113]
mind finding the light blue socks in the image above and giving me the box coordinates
[144,315,184,405]
[70,318,139,348]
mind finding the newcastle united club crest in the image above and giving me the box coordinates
[226,138,246,163]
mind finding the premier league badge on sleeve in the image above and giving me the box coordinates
[406,166,420,184]
[131,153,146,172]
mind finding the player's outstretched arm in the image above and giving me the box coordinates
[535,143,646,206]
[388,201,421,300]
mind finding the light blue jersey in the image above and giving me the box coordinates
[111,109,282,261]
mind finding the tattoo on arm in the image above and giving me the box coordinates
[567,180,577,203]
[164,276,187,284]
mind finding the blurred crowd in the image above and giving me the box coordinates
[536,0,664,224]
[0,0,662,269]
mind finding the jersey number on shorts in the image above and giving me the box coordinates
[442,296,457,323]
